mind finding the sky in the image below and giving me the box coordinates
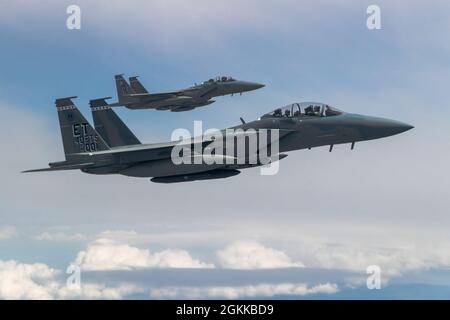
[1,0,450,299]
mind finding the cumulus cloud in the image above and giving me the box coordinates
[0,226,16,240]
[217,241,304,269]
[74,239,214,270]
[73,239,305,272]
[58,283,142,300]
[0,260,58,299]
[149,282,338,299]
[0,260,142,300]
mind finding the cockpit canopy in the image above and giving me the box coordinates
[261,102,343,119]
[202,76,236,85]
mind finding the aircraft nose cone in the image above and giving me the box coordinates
[384,120,414,134]
[246,82,265,90]
[361,116,414,139]
[399,123,414,133]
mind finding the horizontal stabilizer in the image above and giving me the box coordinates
[22,162,95,173]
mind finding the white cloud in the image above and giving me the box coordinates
[217,241,304,269]
[74,239,214,270]
[0,226,16,240]
[58,283,142,300]
[36,231,89,242]
[0,260,58,299]
[0,260,142,300]
[149,282,338,299]
[307,242,450,278]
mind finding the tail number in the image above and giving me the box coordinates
[73,123,98,152]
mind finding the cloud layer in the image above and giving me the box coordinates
[149,283,338,299]
[0,258,339,299]
[4,234,450,299]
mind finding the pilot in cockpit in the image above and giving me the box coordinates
[263,103,343,120]
[304,105,315,116]
[273,108,282,117]
[313,105,321,115]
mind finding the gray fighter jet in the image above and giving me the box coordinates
[111,74,264,112]
[23,99,413,183]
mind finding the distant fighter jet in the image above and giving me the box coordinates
[23,98,413,183]
[111,74,265,112]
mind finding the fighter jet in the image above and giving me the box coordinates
[111,74,265,112]
[23,98,413,183]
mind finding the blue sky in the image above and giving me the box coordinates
[1,0,450,299]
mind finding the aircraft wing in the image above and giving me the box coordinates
[255,129,296,153]
[76,138,216,161]
[198,86,218,98]
[128,92,181,101]
[180,85,217,98]
[109,92,188,107]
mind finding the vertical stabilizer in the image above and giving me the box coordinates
[115,74,134,104]
[55,97,110,158]
[90,97,141,147]
[129,76,149,94]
